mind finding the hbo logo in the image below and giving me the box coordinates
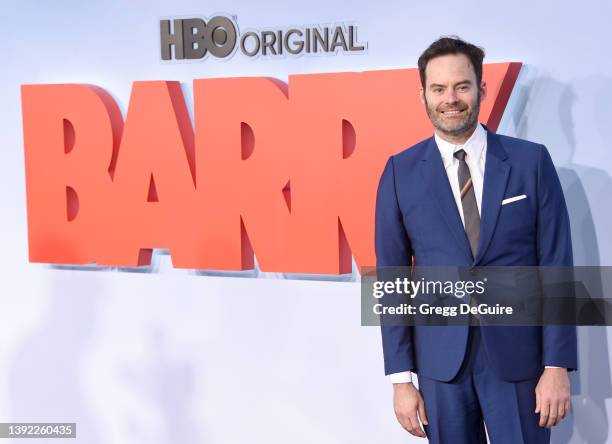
[160,17,237,60]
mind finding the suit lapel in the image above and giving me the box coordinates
[420,137,472,259]
[473,131,510,264]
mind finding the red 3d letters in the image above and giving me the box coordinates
[21,63,521,274]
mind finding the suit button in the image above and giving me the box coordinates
[469,267,477,276]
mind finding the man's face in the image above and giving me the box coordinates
[420,53,486,139]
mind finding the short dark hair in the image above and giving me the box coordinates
[417,36,485,88]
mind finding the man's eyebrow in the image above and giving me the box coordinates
[428,80,474,89]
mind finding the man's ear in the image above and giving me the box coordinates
[479,81,487,103]
[419,87,425,105]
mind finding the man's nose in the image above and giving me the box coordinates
[444,89,459,103]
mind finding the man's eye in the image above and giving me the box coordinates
[458,86,468,92]
[433,88,443,93]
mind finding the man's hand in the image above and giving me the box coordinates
[393,382,429,438]
[535,367,570,427]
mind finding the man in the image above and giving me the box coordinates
[374,37,577,443]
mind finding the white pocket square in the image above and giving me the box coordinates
[502,194,527,205]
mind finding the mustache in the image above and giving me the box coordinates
[423,91,482,112]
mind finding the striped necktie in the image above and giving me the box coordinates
[454,149,480,259]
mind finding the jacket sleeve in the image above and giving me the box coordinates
[375,156,416,375]
[536,145,578,371]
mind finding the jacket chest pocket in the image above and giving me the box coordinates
[496,195,536,236]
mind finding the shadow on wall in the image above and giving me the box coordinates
[8,271,203,444]
[8,272,102,443]
[121,327,201,444]
[511,70,612,444]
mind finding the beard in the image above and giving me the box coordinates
[425,91,480,138]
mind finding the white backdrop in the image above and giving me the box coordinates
[1,1,612,443]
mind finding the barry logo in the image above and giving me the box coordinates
[20,64,520,274]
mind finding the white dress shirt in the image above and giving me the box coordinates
[389,124,558,385]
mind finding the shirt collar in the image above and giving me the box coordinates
[434,123,487,169]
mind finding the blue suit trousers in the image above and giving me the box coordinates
[419,327,551,444]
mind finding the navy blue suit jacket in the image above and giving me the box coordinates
[375,128,578,382]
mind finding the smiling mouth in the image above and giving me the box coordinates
[441,109,466,116]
